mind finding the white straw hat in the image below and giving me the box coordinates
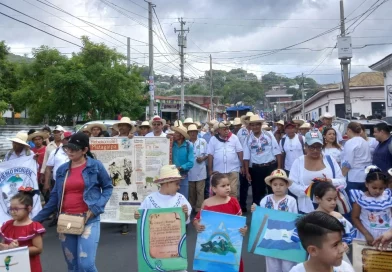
[299,123,311,129]
[183,118,194,125]
[320,112,335,120]
[27,131,49,141]
[274,120,285,126]
[233,117,242,126]
[207,119,218,126]
[248,115,264,124]
[173,120,183,127]
[293,119,305,126]
[154,165,182,184]
[195,121,202,127]
[240,112,254,125]
[187,124,198,132]
[149,115,166,126]
[86,123,107,133]
[265,169,293,186]
[139,121,151,128]
[112,117,137,133]
[171,125,190,140]
[8,132,29,147]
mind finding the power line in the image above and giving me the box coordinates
[128,0,147,11]
[101,0,148,19]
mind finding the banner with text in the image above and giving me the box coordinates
[90,137,171,224]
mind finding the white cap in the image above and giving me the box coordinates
[53,125,65,132]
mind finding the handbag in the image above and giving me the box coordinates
[57,171,86,235]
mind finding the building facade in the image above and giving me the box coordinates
[370,54,392,117]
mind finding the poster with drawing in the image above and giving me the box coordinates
[352,239,392,272]
[90,137,171,224]
[0,246,31,272]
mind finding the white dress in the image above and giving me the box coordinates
[289,261,354,272]
[323,147,343,165]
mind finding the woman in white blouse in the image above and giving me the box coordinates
[322,127,343,166]
[289,131,346,213]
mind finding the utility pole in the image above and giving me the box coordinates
[210,54,213,121]
[339,0,352,119]
[147,1,155,119]
[301,73,305,120]
[175,18,189,120]
[127,37,131,70]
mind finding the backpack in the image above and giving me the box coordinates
[281,134,305,154]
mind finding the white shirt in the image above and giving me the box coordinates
[145,131,167,137]
[236,127,251,147]
[188,138,208,181]
[341,136,372,183]
[140,192,192,223]
[280,134,304,171]
[290,261,354,272]
[323,147,343,164]
[207,134,243,173]
[46,147,69,181]
[41,141,62,173]
[259,194,298,213]
[367,137,378,159]
[243,131,281,165]
[4,148,34,161]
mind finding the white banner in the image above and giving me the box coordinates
[90,137,171,224]
[0,246,31,272]
[0,156,41,224]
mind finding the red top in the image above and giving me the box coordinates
[194,197,244,272]
[31,146,46,183]
[0,220,45,272]
[62,163,88,214]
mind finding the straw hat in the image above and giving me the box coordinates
[300,123,311,129]
[154,165,182,184]
[195,121,202,128]
[233,117,242,126]
[207,119,218,126]
[248,115,264,124]
[27,131,49,141]
[139,121,151,128]
[240,112,254,125]
[86,123,107,133]
[320,112,335,120]
[149,115,166,126]
[171,125,190,140]
[262,123,272,131]
[265,169,293,186]
[7,132,29,147]
[274,120,284,126]
[183,118,194,125]
[173,120,183,127]
[293,119,305,126]
[213,121,230,131]
[187,124,198,132]
[112,117,136,133]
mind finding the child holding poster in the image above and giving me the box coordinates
[193,173,247,272]
[0,187,45,272]
[251,169,298,272]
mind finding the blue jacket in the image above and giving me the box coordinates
[172,140,194,172]
[33,157,113,223]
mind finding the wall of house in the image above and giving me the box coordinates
[385,70,392,116]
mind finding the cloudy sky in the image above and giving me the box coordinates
[1,0,392,84]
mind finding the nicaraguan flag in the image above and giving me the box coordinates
[258,219,300,250]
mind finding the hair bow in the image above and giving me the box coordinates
[365,165,381,174]
[18,186,34,192]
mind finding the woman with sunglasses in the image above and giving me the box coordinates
[34,132,113,272]
[288,131,346,214]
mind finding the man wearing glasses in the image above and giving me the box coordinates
[146,115,167,137]
[207,121,244,198]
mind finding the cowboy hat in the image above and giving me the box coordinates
[149,115,166,126]
[207,119,218,126]
[240,112,254,125]
[139,121,151,128]
[7,132,29,147]
[194,121,202,128]
[27,131,49,141]
[299,122,311,129]
[265,169,293,186]
[112,117,137,133]
[274,120,284,126]
[183,118,194,125]
[213,121,230,131]
[171,125,190,140]
[86,123,107,133]
[248,115,264,124]
[187,124,198,132]
[293,119,305,126]
[320,112,335,120]
[262,123,272,131]
[154,165,182,184]
[173,120,183,127]
[232,117,242,126]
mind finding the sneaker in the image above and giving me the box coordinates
[121,224,129,235]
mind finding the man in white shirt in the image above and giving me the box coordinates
[280,122,305,175]
[41,125,64,176]
[145,115,167,137]
[319,113,343,143]
[207,121,243,198]
[4,132,35,161]
[244,115,282,205]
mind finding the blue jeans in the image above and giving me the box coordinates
[179,175,189,199]
[59,220,100,272]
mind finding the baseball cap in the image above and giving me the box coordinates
[305,131,323,146]
[63,132,89,150]
[53,125,65,132]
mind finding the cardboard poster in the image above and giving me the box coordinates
[0,246,31,272]
[90,137,170,224]
[137,207,187,272]
[0,156,41,224]
[352,239,392,272]
[193,210,246,272]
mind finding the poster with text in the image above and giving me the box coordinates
[352,239,392,272]
[0,246,31,272]
[90,137,171,224]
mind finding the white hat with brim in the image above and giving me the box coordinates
[27,131,49,141]
[183,118,194,125]
[248,115,264,124]
[53,125,65,132]
[321,112,335,120]
[86,123,107,133]
[274,120,285,126]
[173,120,183,127]
[262,124,272,131]
[299,123,311,129]
[171,125,190,140]
[195,121,202,127]
[154,165,182,184]
[8,132,29,147]
[233,118,242,126]
[149,115,166,126]
[139,121,151,128]
[265,169,293,186]
[112,117,137,133]
[207,119,218,126]
[187,124,198,132]
[213,121,230,131]
[293,119,305,126]
[240,112,254,125]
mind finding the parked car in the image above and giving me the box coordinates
[77,120,120,135]
[382,116,392,125]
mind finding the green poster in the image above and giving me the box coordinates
[137,207,187,271]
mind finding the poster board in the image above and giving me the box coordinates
[137,207,187,272]
[0,246,31,272]
[90,137,170,224]
[248,207,306,263]
[352,239,392,272]
[193,210,246,272]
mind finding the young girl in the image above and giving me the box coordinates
[322,127,343,166]
[251,169,297,272]
[350,165,392,245]
[0,187,45,272]
[193,173,247,272]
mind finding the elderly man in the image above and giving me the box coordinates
[29,131,49,184]
[5,132,34,161]
[41,125,64,176]
[146,115,167,137]
[87,123,107,137]
[112,117,136,137]
[373,122,392,173]
[207,121,243,198]
[319,113,343,143]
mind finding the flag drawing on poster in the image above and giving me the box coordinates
[90,137,170,224]
[0,246,31,272]
[248,207,306,263]
[0,156,41,224]
[352,239,392,272]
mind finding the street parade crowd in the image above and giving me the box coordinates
[2,112,392,272]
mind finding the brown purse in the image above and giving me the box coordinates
[57,171,86,235]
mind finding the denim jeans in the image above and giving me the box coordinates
[59,220,100,272]
[179,175,189,199]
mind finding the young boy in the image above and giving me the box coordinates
[290,211,354,272]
